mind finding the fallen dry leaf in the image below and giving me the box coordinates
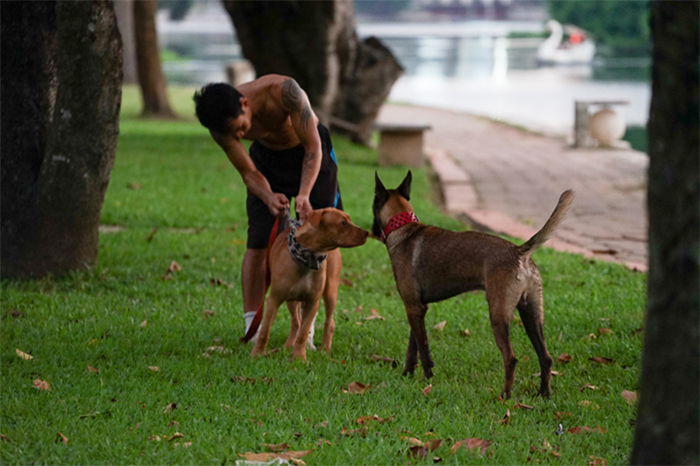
[434,320,447,331]
[165,432,184,442]
[462,328,471,337]
[589,356,614,365]
[87,365,99,373]
[56,432,68,445]
[341,426,368,437]
[127,182,141,190]
[589,456,608,466]
[148,434,161,442]
[363,308,385,321]
[161,260,182,281]
[148,366,159,372]
[317,439,331,447]
[168,261,182,272]
[498,409,511,425]
[146,227,158,242]
[356,415,392,425]
[347,381,367,394]
[15,349,33,360]
[568,426,607,434]
[556,353,573,364]
[209,278,233,288]
[579,383,598,391]
[422,384,433,396]
[407,439,443,459]
[33,379,51,391]
[202,309,215,320]
[597,327,614,336]
[341,278,353,287]
[239,450,313,462]
[163,403,177,414]
[140,320,148,328]
[581,333,597,341]
[264,442,289,452]
[555,411,572,420]
[315,420,328,428]
[406,437,424,446]
[513,403,533,410]
[621,390,637,404]
[1,433,9,442]
[451,438,491,454]
[370,354,398,368]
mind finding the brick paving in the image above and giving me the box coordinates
[377,104,648,272]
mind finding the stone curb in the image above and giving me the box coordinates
[426,147,648,273]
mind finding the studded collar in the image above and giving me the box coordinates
[381,211,420,242]
[287,217,327,270]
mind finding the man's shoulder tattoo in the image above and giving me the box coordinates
[281,78,312,132]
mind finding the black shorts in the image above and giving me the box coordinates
[245,123,343,249]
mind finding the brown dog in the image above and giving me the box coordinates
[373,171,573,398]
[251,208,368,361]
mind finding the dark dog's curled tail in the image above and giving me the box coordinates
[518,190,574,257]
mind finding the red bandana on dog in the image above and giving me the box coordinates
[381,211,420,242]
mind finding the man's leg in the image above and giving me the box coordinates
[242,248,267,344]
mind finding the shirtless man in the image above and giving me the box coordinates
[193,75,342,343]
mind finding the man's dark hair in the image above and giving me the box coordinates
[193,83,244,133]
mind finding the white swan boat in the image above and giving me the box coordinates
[537,20,596,65]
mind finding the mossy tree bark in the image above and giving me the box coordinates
[1,0,123,279]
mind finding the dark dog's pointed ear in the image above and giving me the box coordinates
[374,171,387,198]
[397,170,412,200]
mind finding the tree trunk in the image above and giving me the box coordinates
[133,0,175,118]
[114,0,138,84]
[222,0,403,144]
[630,2,699,464]
[0,0,123,280]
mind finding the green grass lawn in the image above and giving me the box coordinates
[1,86,646,464]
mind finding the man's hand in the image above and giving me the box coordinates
[267,193,290,218]
[295,194,313,223]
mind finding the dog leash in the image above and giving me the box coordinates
[240,212,287,343]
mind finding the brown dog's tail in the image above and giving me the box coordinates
[518,190,574,257]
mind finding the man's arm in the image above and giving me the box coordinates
[280,78,321,221]
[211,130,289,217]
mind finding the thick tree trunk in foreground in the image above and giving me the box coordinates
[630,2,699,464]
[133,0,175,118]
[0,0,123,280]
[222,0,403,144]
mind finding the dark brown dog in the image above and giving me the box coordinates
[373,171,573,398]
[251,208,368,361]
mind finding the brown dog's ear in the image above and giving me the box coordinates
[397,170,412,200]
[306,209,322,229]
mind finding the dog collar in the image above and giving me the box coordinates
[287,217,327,270]
[381,211,420,242]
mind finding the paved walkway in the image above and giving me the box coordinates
[377,104,648,272]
